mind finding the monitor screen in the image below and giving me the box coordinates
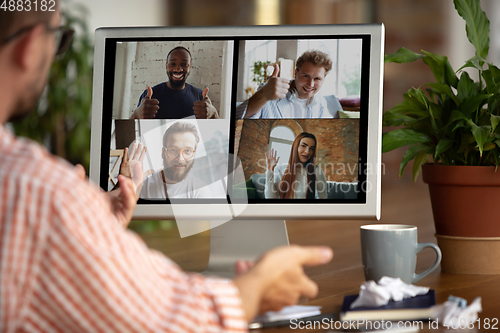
[89,24,384,221]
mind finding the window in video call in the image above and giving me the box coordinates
[100,35,370,204]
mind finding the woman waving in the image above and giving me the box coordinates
[265,132,328,199]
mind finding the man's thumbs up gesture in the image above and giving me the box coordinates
[193,87,220,119]
[131,86,160,119]
[243,63,291,119]
[261,63,290,101]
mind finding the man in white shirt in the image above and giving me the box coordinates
[139,121,213,199]
[121,122,213,199]
[236,50,339,119]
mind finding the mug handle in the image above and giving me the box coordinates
[412,242,442,283]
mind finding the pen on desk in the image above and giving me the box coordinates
[249,313,336,330]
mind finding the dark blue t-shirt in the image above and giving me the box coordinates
[138,82,203,119]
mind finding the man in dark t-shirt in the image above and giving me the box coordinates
[131,46,219,119]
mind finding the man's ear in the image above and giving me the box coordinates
[13,25,46,71]
[294,68,299,78]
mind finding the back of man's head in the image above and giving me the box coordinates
[296,50,332,75]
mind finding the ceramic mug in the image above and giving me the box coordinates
[360,224,442,284]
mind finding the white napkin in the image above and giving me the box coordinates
[430,297,482,326]
[350,276,430,309]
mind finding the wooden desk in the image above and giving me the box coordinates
[282,220,500,332]
[139,164,500,332]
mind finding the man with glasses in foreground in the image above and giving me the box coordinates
[0,7,333,332]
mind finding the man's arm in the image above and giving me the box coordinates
[55,192,245,330]
[244,64,290,119]
[10,151,333,332]
[47,171,332,329]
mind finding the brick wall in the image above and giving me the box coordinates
[237,119,359,182]
[130,41,227,115]
[236,120,273,178]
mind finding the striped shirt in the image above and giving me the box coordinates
[0,126,247,332]
[236,83,333,119]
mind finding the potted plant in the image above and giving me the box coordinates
[382,0,500,274]
[12,3,94,171]
[251,60,272,86]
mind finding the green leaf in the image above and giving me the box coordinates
[452,120,466,132]
[435,138,456,159]
[491,115,500,133]
[457,71,478,100]
[469,120,490,156]
[482,69,497,94]
[422,52,446,85]
[422,51,458,87]
[458,55,486,71]
[458,94,491,116]
[382,109,414,127]
[407,88,430,109]
[488,63,500,84]
[382,129,431,153]
[390,98,428,117]
[427,83,460,105]
[454,0,490,59]
[385,48,424,63]
[412,150,430,182]
[399,145,426,178]
[483,141,496,152]
[428,103,441,133]
[449,110,469,123]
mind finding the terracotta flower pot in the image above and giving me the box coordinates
[422,164,500,274]
[422,164,500,237]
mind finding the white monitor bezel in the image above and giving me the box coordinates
[89,24,384,220]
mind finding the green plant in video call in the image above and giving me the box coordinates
[382,0,500,181]
[251,60,272,85]
[12,2,94,171]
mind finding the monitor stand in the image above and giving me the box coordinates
[203,219,289,278]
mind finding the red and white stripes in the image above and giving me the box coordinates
[0,126,247,332]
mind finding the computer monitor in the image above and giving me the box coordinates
[89,24,384,277]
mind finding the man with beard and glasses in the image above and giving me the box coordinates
[138,121,213,198]
[1,7,334,332]
[130,46,220,120]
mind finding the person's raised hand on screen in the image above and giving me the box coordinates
[265,148,280,172]
[193,87,220,119]
[244,63,290,118]
[233,245,333,321]
[118,143,153,191]
[131,86,159,119]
